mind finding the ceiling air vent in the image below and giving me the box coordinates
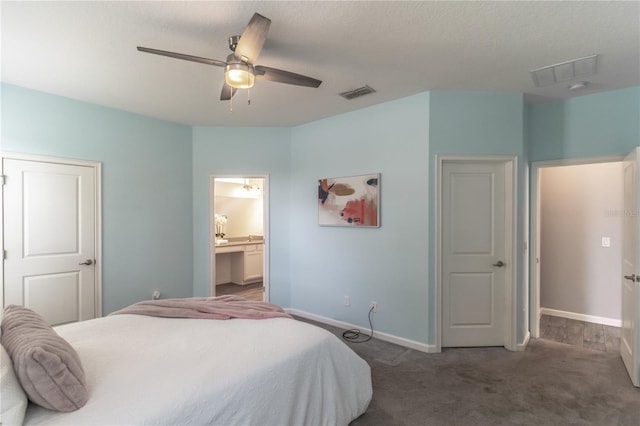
[339,85,376,100]
[530,54,598,87]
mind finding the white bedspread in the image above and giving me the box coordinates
[23,315,372,425]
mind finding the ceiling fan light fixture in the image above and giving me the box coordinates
[225,63,255,89]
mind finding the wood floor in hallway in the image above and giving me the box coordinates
[215,282,263,301]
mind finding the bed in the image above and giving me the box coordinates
[1,301,372,426]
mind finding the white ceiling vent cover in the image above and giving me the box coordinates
[339,85,377,100]
[530,54,598,87]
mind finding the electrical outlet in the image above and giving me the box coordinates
[371,301,377,313]
[344,295,350,306]
[152,290,161,300]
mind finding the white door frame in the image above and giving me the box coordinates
[209,174,269,300]
[529,155,624,338]
[529,155,624,337]
[1,152,103,317]
[435,155,518,351]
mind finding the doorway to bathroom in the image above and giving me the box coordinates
[210,175,268,302]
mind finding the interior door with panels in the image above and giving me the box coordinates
[3,157,98,326]
[441,160,510,347]
[621,147,640,386]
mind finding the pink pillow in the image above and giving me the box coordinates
[1,305,88,412]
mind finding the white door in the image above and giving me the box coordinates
[442,161,510,347]
[621,148,640,386]
[3,158,98,326]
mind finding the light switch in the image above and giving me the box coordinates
[602,237,611,248]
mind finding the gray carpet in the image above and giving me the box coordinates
[294,316,640,426]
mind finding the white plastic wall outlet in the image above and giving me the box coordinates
[371,301,378,313]
[152,290,161,300]
[344,295,350,306]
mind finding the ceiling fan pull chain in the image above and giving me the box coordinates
[230,86,233,112]
[248,88,251,106]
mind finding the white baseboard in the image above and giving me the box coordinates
[286,308,438,353]
[540,307,621,328]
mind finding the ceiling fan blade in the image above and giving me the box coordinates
[220,82,238,101]
[234,13,271,63]
[254,66,322,88]
[137,46,227,67]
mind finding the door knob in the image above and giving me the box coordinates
[624,274,637,282]
[493,260,505,267]
[79,259,93,266]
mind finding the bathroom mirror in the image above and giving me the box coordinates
[214,179,264,238]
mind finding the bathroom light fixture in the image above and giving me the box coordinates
[243,179,260,193]
[224,62,255,89]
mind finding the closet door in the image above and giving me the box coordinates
[3,157,99,325]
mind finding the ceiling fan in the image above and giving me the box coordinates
[137,13,322,101]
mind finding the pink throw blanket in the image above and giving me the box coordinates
[110,295,292,320]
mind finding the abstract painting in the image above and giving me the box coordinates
[318,173,380,227]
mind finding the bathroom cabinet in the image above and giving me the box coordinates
[215,242,263,285]
[231,244,263,284]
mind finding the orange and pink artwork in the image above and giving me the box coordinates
[318,174,379,227]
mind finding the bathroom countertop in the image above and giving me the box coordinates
[215,238,263,247]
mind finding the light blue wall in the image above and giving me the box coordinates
[191,127,292,306]
[528,86,640,162]
[527,86,639,340]
[428,91,526,343]
[1,84,194,313]
[289,93,430,343]
[8,79,637,348]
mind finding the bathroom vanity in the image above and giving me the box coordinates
[215,240,264,285]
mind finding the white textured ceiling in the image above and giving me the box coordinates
[2,1,639,127]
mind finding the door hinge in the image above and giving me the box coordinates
[3,250,7,260]
[0,175,5,186]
